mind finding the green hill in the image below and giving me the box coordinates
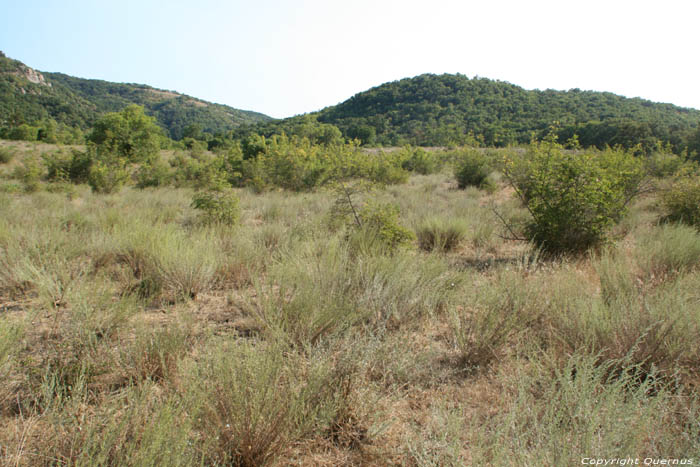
[315,73,700,150]
[0,52,272,139]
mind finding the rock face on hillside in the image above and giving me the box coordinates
[20,65,50,86]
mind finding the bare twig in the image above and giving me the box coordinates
[492,207,528,242]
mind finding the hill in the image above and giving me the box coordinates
[0,52,271,139]
[314,73,700,150]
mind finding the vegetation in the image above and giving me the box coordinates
[2,49,700,465]
[504,137,645,254]
[0,53,271,140]
[453,148,495,190]
[662,175,700,228]
[315,73,700,152]
[1,137,700,464]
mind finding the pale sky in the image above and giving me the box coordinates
[1,0,698,118]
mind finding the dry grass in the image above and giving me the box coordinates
[1,145,699,464]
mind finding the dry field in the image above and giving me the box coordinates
[1,141,699,465]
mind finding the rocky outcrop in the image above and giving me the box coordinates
[19,65,51,87]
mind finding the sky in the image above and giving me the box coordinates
[1,0,699,119]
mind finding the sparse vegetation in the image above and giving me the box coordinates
[1,110,700,465]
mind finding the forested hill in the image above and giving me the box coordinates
[0,52,271,139]
[316,73,700,150]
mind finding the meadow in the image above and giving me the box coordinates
[1,138,700,466]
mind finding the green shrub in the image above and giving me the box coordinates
[662,175,700,227]
[135,159,172,188]
[191,189,240,226]
[88,158,130,194]
[415,217,468,252]
[0,147,13,164]
[644,151,691,178]
[505,140,644,254]
[13,157,43,193]
[454,149,493,190]
[400,146,441,175]
[356,201,415,251]
[43,149,93,184]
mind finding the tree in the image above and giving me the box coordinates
[86,105,163,193]
[88,104,162,164]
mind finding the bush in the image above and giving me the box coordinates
[88,159,130,194]
[400,146,441,175]
[662,175,700,227]
[415,217,468,252]
[43,149,93,184]
[357,201,415,251]
[191,189,240,226]
[505,140,644,254]
[0,147,13,164]
[135,159,172,188]
[12,158,43,193]
[644,151,691,178]
[454,149,493,190]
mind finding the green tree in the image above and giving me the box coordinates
[88,104,162,164]
[86,105,163,193]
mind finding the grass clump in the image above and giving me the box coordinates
[0,146,14,164]
[182,340,357,466]
[454,149,494,191]
[416,217,468,252]
[470,352,699,464]
[636,223,700,279]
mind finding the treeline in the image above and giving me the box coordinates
[313,73,700,153]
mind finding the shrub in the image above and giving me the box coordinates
[191,189,240,226]
[454,149,493,190]
[505,140,644,254]
[88,158,130,194]
[356,201,414,251]
[13,158,43,193]
[400,146,441,175]
[135,158,172,188]
[644,151,691,178]
[415,217,468,252]
[662,175,700,227]
[43,149,93,184]
[0,147,13,164]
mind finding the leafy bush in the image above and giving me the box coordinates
[0,147,13,164]
[135,158,172,188]
[400,146,441,174]
[505,140,644,254]
[191,189,240,226]
[43,149,93,184]
[454,149,493,190]
[329,182,414,251]
[12,157,43,193]
[357,201,415,251]
[88,158,130,194]
[644,151,691,178]
[662,175,700,227]
[415,217,468,252]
